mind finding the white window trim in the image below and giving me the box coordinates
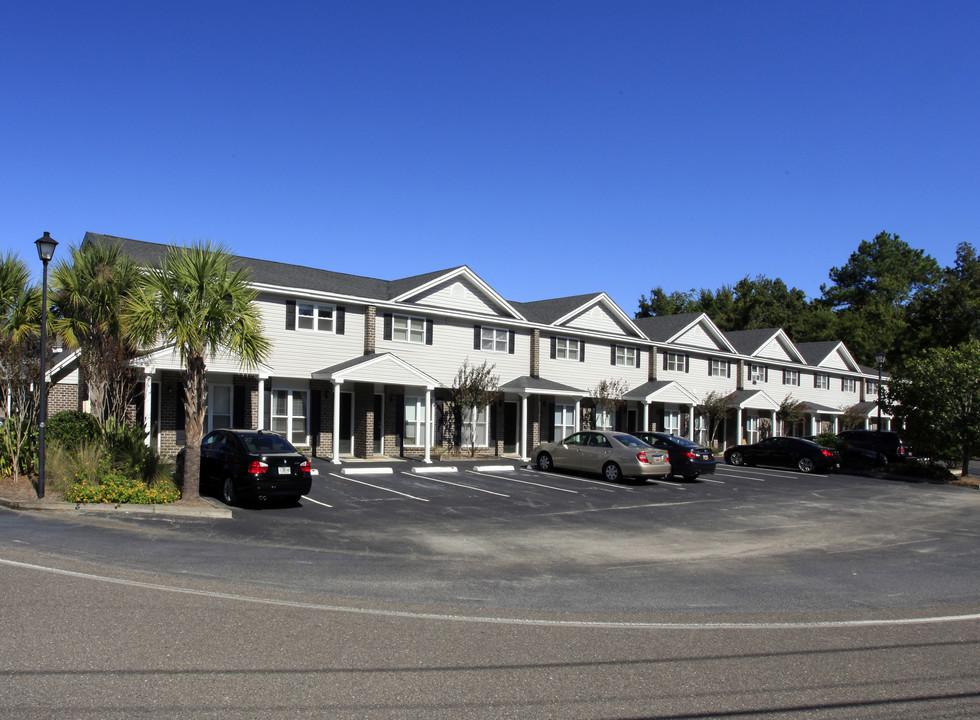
[462,405,490,447]
[393,314,426,344]
[783,369,800,386]
[404,395,427,447]
[665,352,685,372]
[709,358,728,377]
[296,302,335,333]
[556,337,580,361]
[271,388,309,446]
[842,378,857,393]
[664,409,681,435]
[615,345,636,367]
[207,384,233,432]
[481,326,509,353]
[815,374,830,390]
[555,402,576,438]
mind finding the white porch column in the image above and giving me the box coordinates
[736,407,743,445]
[688,404,696,440]
[332,380,342,464]
[143,372,153,447]
[575,399,581,432]
[642,402,650,432]
[771,410,777,437]
[424,387,432,463]
[810,414,817,436]
[520,393,529,461]
[257,377,266,430]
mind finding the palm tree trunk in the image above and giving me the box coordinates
[181,354,208,500]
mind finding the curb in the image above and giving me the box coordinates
[0,495,233,519]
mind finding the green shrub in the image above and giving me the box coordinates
[46,411,101,451]
[63,474,181,504]
[0,416,37,478]
[883,460,954,482]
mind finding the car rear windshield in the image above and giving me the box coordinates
[613,434,649,448]
[241,434,296,454]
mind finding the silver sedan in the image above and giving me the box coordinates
[533,430,671,482]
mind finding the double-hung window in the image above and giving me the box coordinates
[663,410,681,435]
[462,406,489,447]
[814,374,830,390]
[866,380,879,396]
[296,302,334,332]
[207,384,233,431]
[404,396,427,447]
[271,389,308,446]
[709,358,729,377]
[664,352,686,372]
[555,337,580,361]
[481,326,509,353]
[783,369,800,386]
[748,364,767,383]
[554,403,576,439]
[615,345,637,367]
[841,378,857,393]
[393,315,426,344]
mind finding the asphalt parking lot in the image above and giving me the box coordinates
[26,454,973,617]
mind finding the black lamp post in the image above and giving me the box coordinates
[874,351,886,463]
[34,232,58,499]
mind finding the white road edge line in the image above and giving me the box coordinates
[466,470,579,493]
[2,557,977,631]
[328,472,429,502]
[301,495,333,508]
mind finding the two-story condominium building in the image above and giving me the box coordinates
[56,233,890,461]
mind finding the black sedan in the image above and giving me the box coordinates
[724,436,840,473]
[633,432,716,480]
[195,428,313,506]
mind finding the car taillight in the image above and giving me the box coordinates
[247,460,269,474]
[300,460,311,473]
[684,451,696,460]
[820,449,834,457]
[636,451,649,464]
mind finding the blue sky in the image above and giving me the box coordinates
[3,1,978,314]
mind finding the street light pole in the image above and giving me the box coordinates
[874,351,886,464]
[34,232,58,499]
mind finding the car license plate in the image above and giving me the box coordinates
[278,466,291,475]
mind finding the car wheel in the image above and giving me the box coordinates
[797,457,816,473]
[222,477,237,506]
[536,453,553,472]
[602,462,623,483]
[728,451,744,466]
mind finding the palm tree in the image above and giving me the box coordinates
[0,252,41,481]
[51,240,142,424]
[123,242,270,500]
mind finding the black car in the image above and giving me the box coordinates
[193,429,313,506]
[633,432,716,480]
[837,430,913,463]
[724,436,840,473]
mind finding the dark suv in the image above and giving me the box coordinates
[837,430,913,463]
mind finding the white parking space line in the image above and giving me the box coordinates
[697,476,725,484]
[516,468,628,491]
[399,471,510,497]
[328,472,430,502]
[302,495,333,508]
[469,470,579,493]
[654,478,687,489]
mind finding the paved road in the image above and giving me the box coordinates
[1,461,978,718]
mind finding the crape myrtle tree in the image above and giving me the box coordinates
[888,340,980,476]
[587,378,628,431]
[123,243,270,500]
[698,390,734,446]
[51,239,142,425]
[0,252,41,481]
[450,359,500,457]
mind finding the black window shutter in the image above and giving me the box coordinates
[336,306,345,335]
[727,361,732,378]
[383,314,392,341]
[579,340,586,362]
[285,300,296,331]
[708,360,713,377]
[662,352,668,371]
[610,346,617,365]
[765,367,769,382]
[490,404,498,454]
[685,356,690,373]
[550,336,557,359]
[310,389,321,457]
[547,403,555,442]
[425,318,434,345]
[233,386,246,428]
[509,330,515,354]
[474,326,481,350]
[635,347,641,368]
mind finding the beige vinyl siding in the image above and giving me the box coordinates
[562,304,632,335]
[757,338,794,362]
[668,354,738,399]
[258,295,364,377]
[407,277,507,316]
[673,322,728,351]
[539,337,647,391]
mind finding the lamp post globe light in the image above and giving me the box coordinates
[34,232,58,499]
[874,351,886,464]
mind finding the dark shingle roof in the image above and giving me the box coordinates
[509,293,604,325]
[795,341,842,366]
[633,313,703,342]
[723,328,782,355]
[83,232,460,301]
